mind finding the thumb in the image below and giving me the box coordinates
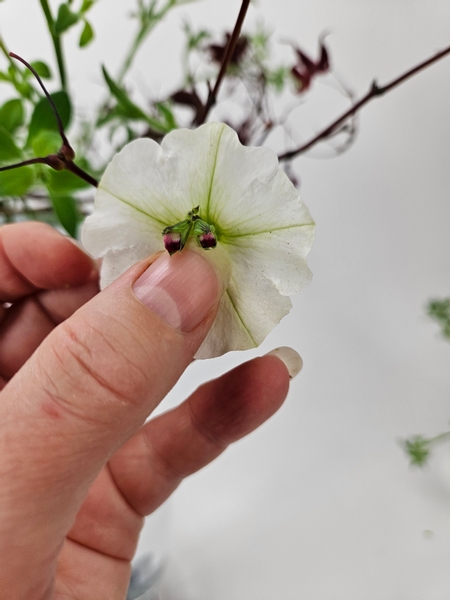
[0,249,227,578]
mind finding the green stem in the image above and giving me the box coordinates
[0,38,36,100]
[0,38,19,82]
[39,0,67,91]
[117,31,145,84]
[427,431,450,447]
[117,0,176,83]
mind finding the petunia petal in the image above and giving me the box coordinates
[195,262,293,358]
[222,224,315,296]
[197,124,313,238]
[82,122,315,358]
[82,186,164,261]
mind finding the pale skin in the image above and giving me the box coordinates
[0,222,291,600]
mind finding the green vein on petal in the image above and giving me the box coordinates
[219,222,315,241]
[99,186,170,228]
[205,124,226,222]
[225,284,258,347]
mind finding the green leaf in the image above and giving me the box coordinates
[47,160,93,194]
[101,66,165,131]
[31,130,61,157]
[79,20,94,47]
[266,67,289,92]
[81,0,95,13]
[49,192,80,237]
[101,66,148,121]
[0,126,23,162]
[54,3,80,35]
[403,436,430,467]
[0,71,11,82]
[155,102,177,131]
[27,90,71,145]
[0,166,35,197]
[428,298,450,340]
[0,99,25,133]
[29,61,52,80]
[5,66,33,99]
[183,22,210,50]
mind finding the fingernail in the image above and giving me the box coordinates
[132,251,220,332]
[265,347,303,379]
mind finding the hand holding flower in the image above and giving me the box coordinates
[0,221,298,599]
[82,122,315,358]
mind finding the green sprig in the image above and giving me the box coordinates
[402,432,450,467]
[428,298,450,340]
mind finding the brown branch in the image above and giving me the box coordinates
[278,43,450,161]
[1,53,99,188]
[65,161,99,188]
[0,157,49,172]
[0,155,98,188]
[10,52,71,150]
[195,0,251,126]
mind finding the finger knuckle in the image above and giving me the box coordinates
[43,318,148,415]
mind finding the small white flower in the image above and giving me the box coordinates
[82,122,315,358]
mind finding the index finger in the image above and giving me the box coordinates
[0,222,96,302]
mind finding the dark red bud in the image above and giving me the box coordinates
[198,232,217,249]
[163,232,182,255]
[60,144,75,162]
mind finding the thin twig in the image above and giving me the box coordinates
[2,53,99,188]
[0,156,98,188]
[195,0,251,125]
[65,161,99,188]
[278,44,450,161]
[10,53,71,149]
[0,158,49,172]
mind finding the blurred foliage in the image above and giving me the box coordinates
[403,436,431,467]
[0,0,339,237]
[403,432,450,468]
[428,298,450,340]
[402,298,450,468]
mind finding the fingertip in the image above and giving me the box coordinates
[2,222,97,291]
[247,354,291,409]
[264,347,303,380]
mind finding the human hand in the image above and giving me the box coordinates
[0,222,299,600]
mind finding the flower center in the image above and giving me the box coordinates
[162,206,217,255]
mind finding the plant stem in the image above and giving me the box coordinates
[427,431,450,447]
[0,158,49,172]
[117,29,146,85]
[117,0,176,84]
[278,43,450,161]
[10,53,71,147]
[0,157,98,188]
[65,161,99,188]
[0,38,21,87]
[195,0,251,126]
[39,0,67,91]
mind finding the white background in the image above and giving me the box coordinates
[1,1,450,599]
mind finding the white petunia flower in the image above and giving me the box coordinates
[81,122,315,358]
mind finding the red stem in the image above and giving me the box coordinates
[278,44,450,161]
[195,0,251,125]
